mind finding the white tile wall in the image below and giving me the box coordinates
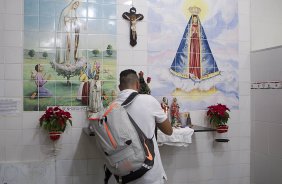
[22,128,41,145]
[240,123,251,137]
[254,122,269,155]
[240,137,251,151]
[253,90,282,123]
[56,144,75,160]
[0,0,5,14]
[0,12,3,45]
[240,41,251,54]
[2,115,22,129]
[4,47,23,63]
[0,80,5,97]
[239,17,250,42]
[240,81,251,95]
[4,14,23,31]
[71,111,89,128]
[240,177,251,184]
[251,35,282,184]
[22,111,40,129]
[4,63,22,80]
[0,64,4,79]
[0,35,3,47]
[3,30,23,47]
[71,128,86,144]
[240,150,250,164]
[268,157,282,184]
[251,0,282,50]
[59,131,73,144]
[228,123,240,137]
[21,145,40,161]
[117,34,133,50]
[56,176,72,184]
[39,144,57,160]
[72,142,89,159]
[5,145,22,161]
[4,80,23,97]
[238,0,250,15]
[133,50,148,64]
[0,161,55,184]
[4,130,22,145]
[268,124,282,158]
[0,145,5,161]
[56,159,74,176]
[0,47,4,63]
[72,160,88,175]
[239,53,251,69]
[239,69,251,82]
[253,153,269,184]
[4,0,23,14]
[72,176,90,184]
[117,49,133,65]
[0,0,252,184]
[87,158,104,174]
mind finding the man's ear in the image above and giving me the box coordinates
[136,81,140,91]
[118,84,122,91]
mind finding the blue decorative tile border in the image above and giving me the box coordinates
[251,81,282,89]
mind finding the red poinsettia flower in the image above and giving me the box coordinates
[39,106,72,133]
[53,106,60,111]
[207,103,230,127]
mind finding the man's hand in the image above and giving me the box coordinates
[157,118,173,135]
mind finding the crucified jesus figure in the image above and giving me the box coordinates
[122,7,144,47]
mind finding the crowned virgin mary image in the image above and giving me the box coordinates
[170,6,220,82]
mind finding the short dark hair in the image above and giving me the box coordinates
[119,69,139,89]
[35,64,39,72]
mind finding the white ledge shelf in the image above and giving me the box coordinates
[190,125,216,132]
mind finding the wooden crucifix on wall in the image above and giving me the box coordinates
[122,7,144,47]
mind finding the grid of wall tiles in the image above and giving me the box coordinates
[23,0,118,111]
[251,47,282,184]
[0,0,251,183]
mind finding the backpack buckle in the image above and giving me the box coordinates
[99,119,103,127]
[118,176,122,184]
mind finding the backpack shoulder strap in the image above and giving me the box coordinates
[121,92,139,107]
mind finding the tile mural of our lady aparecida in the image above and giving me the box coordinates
[23,0,117,111]
[148,0,239,110]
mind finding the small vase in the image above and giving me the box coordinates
[216,125,228,133]
[49,131,62,141]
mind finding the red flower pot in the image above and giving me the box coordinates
[216,125,228,133]
[49,131,62,141]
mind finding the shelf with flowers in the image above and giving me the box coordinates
[39,106,72,141]
[206,103,230,133]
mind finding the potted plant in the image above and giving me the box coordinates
[39,106,72,141]
[207,103,230,133]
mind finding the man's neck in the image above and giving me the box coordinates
[121,88,137,92]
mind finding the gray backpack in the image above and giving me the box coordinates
[92,92,155,184]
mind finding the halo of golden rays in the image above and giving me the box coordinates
[182,0,209,21]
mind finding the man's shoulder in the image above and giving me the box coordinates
[135,94,160,105]
[137,94,156,100]
[115,92,160,105]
